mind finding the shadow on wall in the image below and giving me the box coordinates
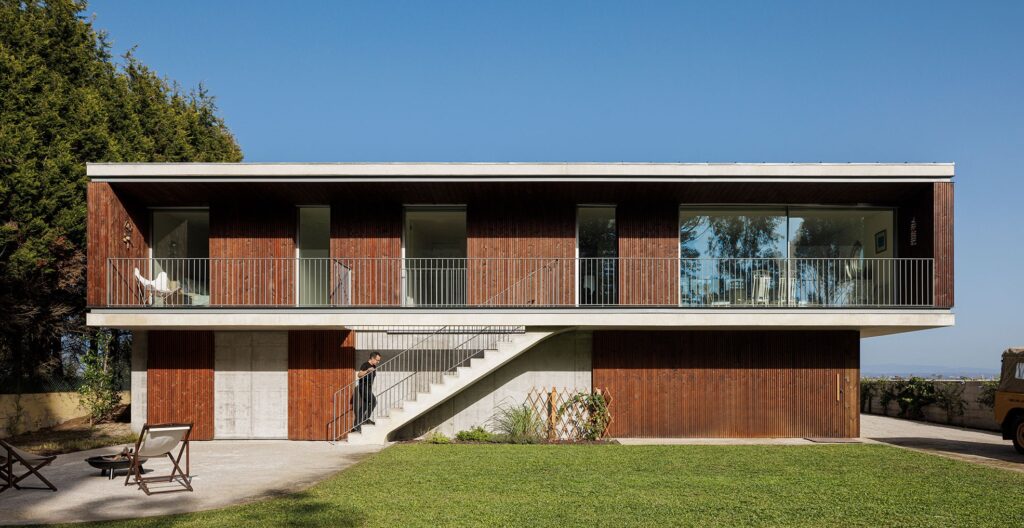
[392,331,593,440]
[0,391,131,438]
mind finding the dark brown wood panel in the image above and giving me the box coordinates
[209,203,296,305]
[618,203,679,305]
[288,330,355,440]
[934,182,954,308]
[467,202,575,305]
[331,203,402,305]
[87,182,148,306]
[147,331,215,440]
[593,331,859,438]
[113,181,934,208]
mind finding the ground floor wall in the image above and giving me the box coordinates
[593,330,861,438]
[394,331,593,439]
[133,328,860,440]
[136,329,355,440]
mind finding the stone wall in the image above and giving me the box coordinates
[863,380,1000,431]
[0,391,131,438]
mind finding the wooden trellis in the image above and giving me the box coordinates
[525,387,613,441]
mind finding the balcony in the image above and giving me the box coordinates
[105,257,937,309]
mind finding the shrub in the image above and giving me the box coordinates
[490,404,543,444]
[893,377,938,419]
[424,431,451,444]
[78,333,122,424]
[455,426,494,443]
[977,378,1000,409]
[860,378,880,413]
[933,381,967,424]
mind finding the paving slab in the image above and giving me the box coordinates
[0,440,382,525]
[861,413,1024,472]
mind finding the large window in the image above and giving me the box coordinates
[679,206,894,306]
[151,209,209,305]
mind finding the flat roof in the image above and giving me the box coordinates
[87,162,955,183]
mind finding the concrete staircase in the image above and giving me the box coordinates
[343,329,558,444]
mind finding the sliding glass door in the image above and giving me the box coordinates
[577,206,617,305]
[150,209,210,305]
[403,207,467,306]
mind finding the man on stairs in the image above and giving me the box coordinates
[352,352,381,433]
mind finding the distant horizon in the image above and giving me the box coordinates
[88,0,1024,370]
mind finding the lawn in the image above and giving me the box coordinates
[76,444,1024,528]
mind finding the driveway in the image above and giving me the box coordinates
[0,440,382,525]
[862,414,1024,472]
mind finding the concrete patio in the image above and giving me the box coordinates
[0,440,382,525]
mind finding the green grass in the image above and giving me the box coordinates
[76,444,1024,527]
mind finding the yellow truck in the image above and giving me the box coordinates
[995,348,1024,454]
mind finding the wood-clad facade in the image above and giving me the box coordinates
[209,202,296,306]
[287,330,355,440]
[330,203,402,306]
[147,330,216,440]
[933,182,954,308]
[593,330,860,438]
[86,182,149,306]
[617,202,679,306]
[467,201,576,305]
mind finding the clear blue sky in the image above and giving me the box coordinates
[88,0,1023,373]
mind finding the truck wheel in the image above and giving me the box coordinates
[1015,418,1024,455]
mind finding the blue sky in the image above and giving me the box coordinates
[88,1,1023,373]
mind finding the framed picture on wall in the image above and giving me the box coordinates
[874,229,887,254]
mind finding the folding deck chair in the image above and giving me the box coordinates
[0,439,58,492]
[125,423,193,495]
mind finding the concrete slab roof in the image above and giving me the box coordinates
[87,162,955,183]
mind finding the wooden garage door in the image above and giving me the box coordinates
[593,331,859,438]
[148,331,215,440]
[288,330,355,440]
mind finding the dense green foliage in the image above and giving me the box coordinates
[77,332,120,423]
[0,0,241,389]
[74,444,1024,527]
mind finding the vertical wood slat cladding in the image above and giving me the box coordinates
[209,203,296,305]
[466,202,575,305]
[86,182,148,306]
[287,330,355,440]
[933,182,954,308]
[331,204,402,305]
[617,203,679,305]
[147,331,215,440]
[593,331,860,438]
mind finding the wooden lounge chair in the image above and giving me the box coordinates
[0,439,58,492]
[125,423,193,495]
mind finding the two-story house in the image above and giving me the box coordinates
[85,162,954,443]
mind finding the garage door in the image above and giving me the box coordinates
[592,330,859,438]
[214,333,288,439]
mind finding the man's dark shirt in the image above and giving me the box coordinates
[358,361,376,391]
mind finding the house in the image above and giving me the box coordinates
[85,162,954,442]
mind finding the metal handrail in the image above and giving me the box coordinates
[328,325,523,443]
[105,256,937,308]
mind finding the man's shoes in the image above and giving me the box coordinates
[351,426,361,433]
[365,420,376,426]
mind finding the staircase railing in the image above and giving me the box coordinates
[329,325,524,442]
